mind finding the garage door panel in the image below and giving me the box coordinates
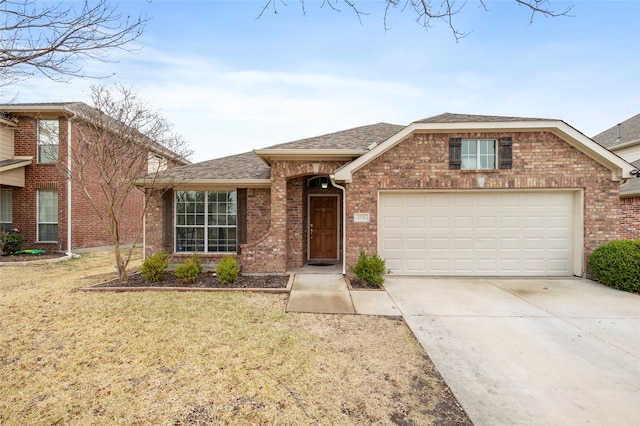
[379,191,575,276]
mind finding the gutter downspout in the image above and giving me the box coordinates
[330,176,347,276]
[66,119,72,256]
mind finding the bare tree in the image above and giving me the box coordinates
[55,84,192,282]
[0,0,147,86]
[259,0,573,40]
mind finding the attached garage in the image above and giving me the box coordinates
[379,191,582,276]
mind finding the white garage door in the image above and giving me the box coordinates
[379,191,576,276]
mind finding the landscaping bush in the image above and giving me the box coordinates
[216,255,240,284]
[351,250,391,288]
[0,231,26,255]
[174,254,202,284]
[140,251,169,283]
[587,239,640,293]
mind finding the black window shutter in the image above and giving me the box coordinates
[499,137,513,169]
[449,137,462,170]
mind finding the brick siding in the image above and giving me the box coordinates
[9,114,147,252]
[620,196,640,239]
[144,130,628,276]
[345,131,620,275]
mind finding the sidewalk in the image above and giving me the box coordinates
[285,273,401,316]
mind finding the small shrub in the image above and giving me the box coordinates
[588,240,640,293]
[174,254,202,284]
[0,232,26,255]
[140,251,169,283]
[351,250,391,288]
[216,255,240,284]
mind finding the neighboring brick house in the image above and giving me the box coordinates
[592,113,640,240]
[140,113,635,277]
[0,103,188,253]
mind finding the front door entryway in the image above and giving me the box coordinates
[309,195,338,260]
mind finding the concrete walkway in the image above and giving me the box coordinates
[285,273,401,316]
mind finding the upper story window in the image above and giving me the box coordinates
[38,119,59,163]
[462,139,496,170]
[449,137,512,170]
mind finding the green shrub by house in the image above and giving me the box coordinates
[174,254,202,284]
[587,240,640,293]
[0,232,26,255]
[140,251,169,283]
[216,255,240,284]
[351,250,391,288]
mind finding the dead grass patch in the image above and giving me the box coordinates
[0,250,470,425]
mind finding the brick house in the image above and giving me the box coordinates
[592,113,640,240]
[141,113,636,277]
[0,103,188,254]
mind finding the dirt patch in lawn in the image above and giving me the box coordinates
[0,250,471,425]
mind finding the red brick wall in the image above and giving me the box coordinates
[241,160,346,273]
[247,188,270,242]
[12,116,68,251]
[10,114,147,252]
[345,131,620,275]
[620,197,640,239]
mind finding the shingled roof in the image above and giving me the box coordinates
[262,123,404,151]
[414,113,552,124]
[149,151,271,182]
[592,113,640,149]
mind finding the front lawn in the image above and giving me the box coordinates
[0,251,469,425]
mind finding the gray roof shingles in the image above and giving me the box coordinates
[153,151,271,181]
[414,112,552,123]
[592,113,640,149]
[155,123,405,181]
[263,123,404,150]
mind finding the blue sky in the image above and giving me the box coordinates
[8,0,640,162]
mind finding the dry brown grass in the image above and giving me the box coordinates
[0,251,470,425]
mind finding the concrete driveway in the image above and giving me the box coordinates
[383,277,640,426]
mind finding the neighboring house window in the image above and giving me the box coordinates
[37,190,58,241]
[449,137,512,170]
[148,153,167,173]
[175,190,237,253]
[0,189,12,232]
[38,119,59,163]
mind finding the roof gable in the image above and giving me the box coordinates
[334,115,636,182]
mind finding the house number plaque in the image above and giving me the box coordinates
[353,212,370,223]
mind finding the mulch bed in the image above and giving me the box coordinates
[0,252,69,262]
[346,277,385,291]
[93,271,290,290]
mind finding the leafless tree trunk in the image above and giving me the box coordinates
[0,0,147,87]
[56,84,192,282]
[259,0,572,41]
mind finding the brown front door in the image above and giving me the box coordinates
[309,196,338,260]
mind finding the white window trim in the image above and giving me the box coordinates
[461,139,497,170]
[174,190,237,254]
[37,119,60,164]
[37,189,58,242]
[0,189,12,231]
